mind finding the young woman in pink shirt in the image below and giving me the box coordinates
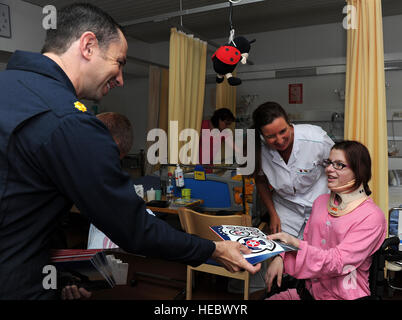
[265,140,387,300]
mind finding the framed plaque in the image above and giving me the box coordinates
[0,3,11,38]
[289,83,303,104]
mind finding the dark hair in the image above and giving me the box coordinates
[210,108,235,128]
[251,101,290,177]
[41,3,124,54]
[252,102,290,133]
[97,112,133,158]
[332,140,372,195]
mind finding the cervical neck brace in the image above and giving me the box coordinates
[327,180,368,217]
[329,179,356,193]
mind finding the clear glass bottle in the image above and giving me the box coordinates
[166,172,174,201]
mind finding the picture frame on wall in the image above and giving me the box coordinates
[289,83,303,104]
[0,3,11,38]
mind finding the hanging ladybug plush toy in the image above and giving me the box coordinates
[212,36,256,86]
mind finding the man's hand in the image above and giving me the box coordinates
[268,213,281,235]
[211,241,261,274]
[61,285,92,300]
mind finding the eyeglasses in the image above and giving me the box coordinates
[322,159,348,170]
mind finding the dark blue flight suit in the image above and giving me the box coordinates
[0,51,215,299]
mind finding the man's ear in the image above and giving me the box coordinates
[79,31,98,61]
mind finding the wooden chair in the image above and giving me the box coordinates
[178,208,265,300]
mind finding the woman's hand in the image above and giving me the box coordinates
[267,232,300,248]
[264,256,284,292]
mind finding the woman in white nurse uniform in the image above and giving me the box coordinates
[252,102,334,238]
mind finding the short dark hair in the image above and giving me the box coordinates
[252,101,290,133]
[97,112,133,158]
[210,108,235,128]
[332,140,372,195]
[41,3,124,55]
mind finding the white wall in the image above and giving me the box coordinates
[383,14,402,130]
[198,21,348,137]
[384,15,402,61]
[232,22,346,113]
[0,0,45,54]
[97,76,149,154]
[232,23,346,72]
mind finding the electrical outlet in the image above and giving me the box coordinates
[0,3,11,38]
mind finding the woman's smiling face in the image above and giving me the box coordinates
[260,117,293,152]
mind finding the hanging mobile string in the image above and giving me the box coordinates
[179,0,183,29]
[228,0,236,45]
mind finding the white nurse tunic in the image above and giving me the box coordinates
[260,124,334,238]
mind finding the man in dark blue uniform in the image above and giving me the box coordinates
[0,3,260,299]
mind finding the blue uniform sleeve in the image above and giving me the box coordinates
[34,114,215,266]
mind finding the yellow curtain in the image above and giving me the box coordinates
[144,66,169,175]
[344,0,388,220]
[158,68,169,134]
[168,28,207,164]
[144,65,161,175]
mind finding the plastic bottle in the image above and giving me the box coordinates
[175,164,185,187]
[166,172,174,201]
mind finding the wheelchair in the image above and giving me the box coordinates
[369,236,402,299]
[264,236,402,300]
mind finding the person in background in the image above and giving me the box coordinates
[252,101,334,238]
[0,3,260,299]
[209,107,236,131]
[96,112,133,161]
[87,112,134,251]
[199,108,236,172]
[264,140,386,300]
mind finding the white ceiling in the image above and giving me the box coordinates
[20,0,402,78]
[22,0,402,43]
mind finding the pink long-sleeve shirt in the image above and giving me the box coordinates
[283,194,386,300]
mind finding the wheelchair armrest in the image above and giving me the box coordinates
[385,251,402,262]
[381,236,402,261]
[381,236,400,251]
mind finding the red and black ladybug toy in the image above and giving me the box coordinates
[212,36,256,86]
